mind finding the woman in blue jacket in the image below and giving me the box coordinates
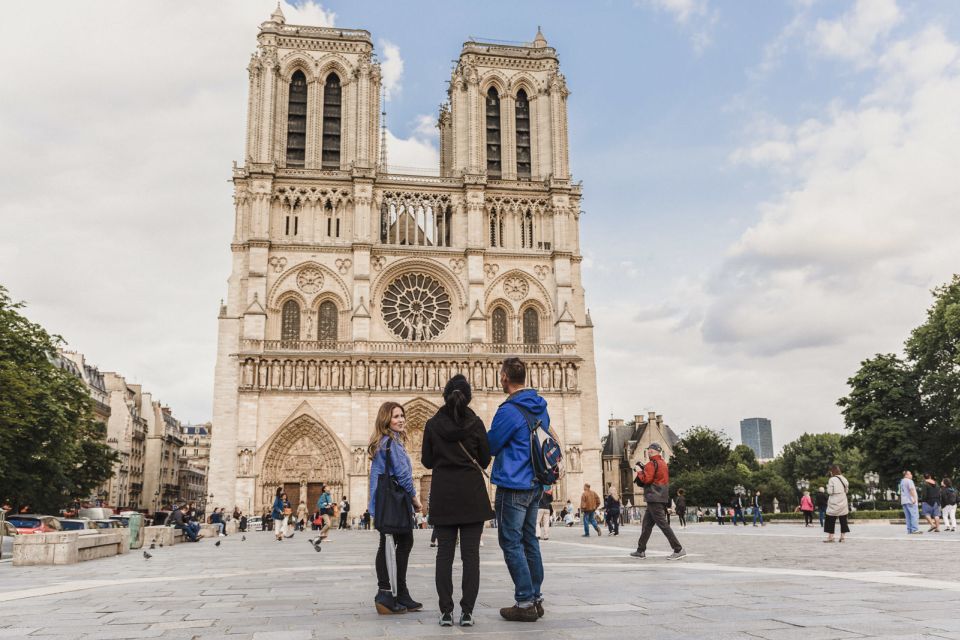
[368,401,423,614]
[271,487,289,542]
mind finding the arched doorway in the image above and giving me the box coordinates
[259,415,346,512]
[403,398,437,514]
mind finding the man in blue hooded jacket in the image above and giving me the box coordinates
[488,357,549,623]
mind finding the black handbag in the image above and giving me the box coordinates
[374,438,415,534]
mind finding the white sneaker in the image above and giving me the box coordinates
[218,533,226,537]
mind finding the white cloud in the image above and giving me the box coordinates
[379,39,403,101]
[645,0,704,24]
[384,129,439,170]
[812,0,903,65]
[640,0,718,53]
[285,1,335,27]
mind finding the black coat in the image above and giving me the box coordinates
[421,405,495,526]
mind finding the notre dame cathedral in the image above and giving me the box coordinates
[207,6,601,515]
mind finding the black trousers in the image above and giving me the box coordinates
[375,530,413,594]
[434,522,483,614]
[606,511,620,534]
[824,514,849,535]
[637,502,682,553]
[677,510,686,527]
[339,513,348,529]
[803,510,813,526]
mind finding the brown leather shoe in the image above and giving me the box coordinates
[499,605,538,622]
[535,600,544,618]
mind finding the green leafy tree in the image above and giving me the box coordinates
[0,285,118,513]
[729,444,760,472]
[669,426,732,476]
[748,467,794,511]
[776,432,864,490]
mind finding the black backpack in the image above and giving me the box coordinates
[508,401,564,485]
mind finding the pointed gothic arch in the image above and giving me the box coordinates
[258,413,346,509]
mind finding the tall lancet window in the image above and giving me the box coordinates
[492,307,508,344]
[286,71,308,168]
[486,87,501,177]
[322,73,342,169]
[318,301,338,342]
[515,89,531,178]
[281,300,301,343]
[522,307,540,344]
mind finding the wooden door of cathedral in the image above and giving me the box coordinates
[283,483,301,508]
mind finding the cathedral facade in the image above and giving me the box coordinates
[207,7,601,515]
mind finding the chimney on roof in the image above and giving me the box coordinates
[608,418,624,428]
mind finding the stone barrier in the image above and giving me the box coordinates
[143,525,184,546]
[13,530,127,566]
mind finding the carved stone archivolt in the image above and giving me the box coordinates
[260,415,345,496]
[240,357,580,393]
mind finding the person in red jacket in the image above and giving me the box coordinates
[630,443,685,560]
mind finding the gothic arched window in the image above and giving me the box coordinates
[516,89,531,178]
[492,307,508,344]
[318,300,338,342]
[522,307,539,344]
[286,70,308,168]
[521,210,534,248]
[281,300,301,343]
[486,87,501,177]
[322,73,342,169]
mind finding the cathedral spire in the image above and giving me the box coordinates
[269,2,286,25]
[533,26,548,48]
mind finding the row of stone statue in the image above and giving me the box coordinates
[239,357,579,392]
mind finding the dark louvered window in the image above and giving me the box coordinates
[322,74,341,169]
[281,300,301,343]
[486,88,501,177]
[522,307,539,344]
[286,71,307,167]
[318,301,338,342]
[516,89,531,178]
[492,307,508,344]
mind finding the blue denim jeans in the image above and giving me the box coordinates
[495,486,543,607]
[582,510,600,536]
[904,503,919,533]
[753,508,764,525]
[732,507,745,525]
[818,508,826,528]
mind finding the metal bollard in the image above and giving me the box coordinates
[128,513,144,549]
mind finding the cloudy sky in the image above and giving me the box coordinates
[2,0,958,451]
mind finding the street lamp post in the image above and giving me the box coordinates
[796,479,809,509]
[864,471,880,510]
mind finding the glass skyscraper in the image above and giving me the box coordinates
[740,417,774,460]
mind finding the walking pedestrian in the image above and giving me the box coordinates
[604,489,621,536]
[922,473,942,532]
[368,401,423,615]
[715,500,725,525]
[823,465,850,543]
[271,488,288,542]
[799,491,814,527]
[579,484,602,537]
[941,478,957,532]
[296,500,309,532]
[421,374,495,627]
[339,496,350,530]
[488,357,551,622]
[537,487,554,540]
[731,493,745,526]
[752,491,765,526]
[674,489,687,528]
[630,443,685,560]
[815,487,828,528]
[316,484,332,540]
[900,471,921,534]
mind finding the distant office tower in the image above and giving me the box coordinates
[740,418,774,460]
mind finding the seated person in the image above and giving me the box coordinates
[165,505,199,542]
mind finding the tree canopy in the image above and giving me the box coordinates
[0,285,117,513]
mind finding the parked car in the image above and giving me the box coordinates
[246,516,262,531]
[108,516,130,527]
[1,521,18,559]
[7,515,62,534]
[58,518,99,531]
[78,508,113,520]
[92,520,121,530]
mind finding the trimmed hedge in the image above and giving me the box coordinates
[762,509,902,521]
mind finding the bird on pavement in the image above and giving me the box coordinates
[241,535,246,542]
[215,540,221,547]
[149,542,156,550]
[143,551,152,560]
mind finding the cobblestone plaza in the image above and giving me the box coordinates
[4,523,960,639]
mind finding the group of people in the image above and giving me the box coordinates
[363,357,688,627]
[900,471,958,534]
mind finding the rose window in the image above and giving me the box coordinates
[381,273,451,341]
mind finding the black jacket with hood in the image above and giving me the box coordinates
[421,405,495,526]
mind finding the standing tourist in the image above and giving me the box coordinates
[823,465,850,543]
[815,487,828,528]
[296,500,309,532]
[316,484,332,541]
[674,489,687,529]
[421,374,494,627]
[339,496,350,530]
[922,474,942,533]
[715,500,725,525]
[579,484,602,537]
[630,443,685,560]
[537,487,554,540]
[488,357,550,623]
[604,489,621,536]
[752,491,765,527]
[368,401,423,614]
[799,491,815,527]
[271,488,288,542]
[941,478,957,532]
[900,471,921,534]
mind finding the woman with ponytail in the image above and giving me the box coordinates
[422,374,494,627]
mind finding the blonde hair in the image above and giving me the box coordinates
[368,401,406,459]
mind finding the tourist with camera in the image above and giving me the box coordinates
[630,443,685,560]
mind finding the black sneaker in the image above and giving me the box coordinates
[499,604,538,622]
[630,550,646,558]
[439,612,454,627]
[458,612,474,627]
[397,593,423,612]
[374,591,407,615]
[535,600,544,618]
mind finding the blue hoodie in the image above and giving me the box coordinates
[488,388,550,490]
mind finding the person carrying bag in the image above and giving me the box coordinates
[368,401,423,615]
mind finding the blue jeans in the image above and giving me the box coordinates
[818,508,826,528]
[495,486,543,607]
[582,510,600,536]
[732,508,745,525]
[904,503,919,533]
[753,508,764,525]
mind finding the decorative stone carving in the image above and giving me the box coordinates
[534,265,549,280]
[484,264,499,280]
[353,447,368,474]
[503,276,529,301]
[269,256,287,273]
[371,256,387,272]
[238,448,254,477]
[381,273,452,341]
[449,258,465,274]
[335,258,352,275]
[296,267,323,293]
[567,445,582,472]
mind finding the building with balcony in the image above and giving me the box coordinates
[208,8,601,514]
[141,396,185,512]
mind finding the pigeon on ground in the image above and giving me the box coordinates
[215,540,221,547]
[242,535,246,542]
[149,542,156,550]
[143,551,152,560]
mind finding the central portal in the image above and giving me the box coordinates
[259,415,345,511]
[404,397,436,514]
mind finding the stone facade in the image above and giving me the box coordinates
[102,372,148,509]
[140,396,184,512]
[208,8,602,515]
[601,413,679,508]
